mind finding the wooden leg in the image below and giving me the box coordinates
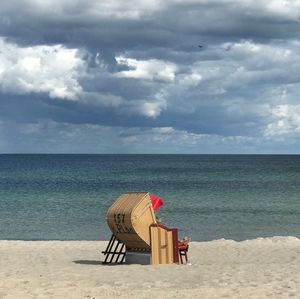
[179,249,183,264]
[178,249,188,264]
[115,243,125,263]
[102,234,126,264]
[103,235,116,263]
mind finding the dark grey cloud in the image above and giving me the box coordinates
[2,0,300,52]
[0,0,300,153]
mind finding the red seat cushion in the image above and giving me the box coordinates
[178,243,189,250]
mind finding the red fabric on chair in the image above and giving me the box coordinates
[150,194,164,211]
[178,243,189,264]
[178,243,189,250]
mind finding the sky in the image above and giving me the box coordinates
[0,0,300,154]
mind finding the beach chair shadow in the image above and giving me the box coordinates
[73,260,103,265]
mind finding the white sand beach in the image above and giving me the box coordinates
[1,237,300,298]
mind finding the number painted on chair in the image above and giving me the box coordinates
[114,213,125,224]
[113,213,133,234]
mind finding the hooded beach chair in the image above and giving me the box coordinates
[102,192,180,265]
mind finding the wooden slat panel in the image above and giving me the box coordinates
[150,225,176,264]
[107,192,155,249]
[150,226,159,264]
[166,230,173,263]
[160,228,166,264]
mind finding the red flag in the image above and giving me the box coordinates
[150,194,164,211]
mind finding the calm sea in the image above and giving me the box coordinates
[0,154,299,241]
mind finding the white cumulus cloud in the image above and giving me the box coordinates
[264,104,300,137]
[115,56,177,82]
[0,38,85,99]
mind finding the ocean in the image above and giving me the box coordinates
[0,154,299,241]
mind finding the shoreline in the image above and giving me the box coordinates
[1,236,300,298]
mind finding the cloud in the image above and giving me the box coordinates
[1,0,300,153]
[115,56,177,82]
[13,0,163,20]
[127,94,167,118]
[264,104,300,138]
[0,38,86,99]
[0,118,262,154]
[2,0,300,52]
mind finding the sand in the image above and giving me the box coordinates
[1,237,300,298]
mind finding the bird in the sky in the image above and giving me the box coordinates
[198,45,203,48]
